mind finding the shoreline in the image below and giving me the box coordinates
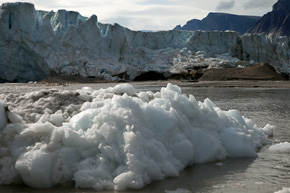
[37,77,290,88]
[178,80,290,88]
[0,80,289,91]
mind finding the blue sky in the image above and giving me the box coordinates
[1,0,277,30]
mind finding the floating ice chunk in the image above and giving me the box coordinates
[215,162,223,166]
[113,171,145,190]
[80,87,94,95]
[15,150,54,188]
[262,124,274,136]
[77,90,91,101]
[112,83,136,96]
[269,142,290,152]
[163,82,181,94]
[77,87,94,101]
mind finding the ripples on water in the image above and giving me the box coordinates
[1,84,290,193]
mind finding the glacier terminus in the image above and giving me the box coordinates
[0,2,290,82]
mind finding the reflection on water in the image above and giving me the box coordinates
[1,85,290,193]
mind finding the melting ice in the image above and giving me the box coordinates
[269,142,290,152]
[0,83,273,190]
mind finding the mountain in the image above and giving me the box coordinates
[248,0,290,36]
[174,13,261,34]
[0,3,290,83]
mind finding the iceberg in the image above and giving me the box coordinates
[0,83,272,190]
[269,142,290,152]
[0,2,290,82]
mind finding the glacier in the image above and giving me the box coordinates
[0,2,290,82]
[0,83,273,190]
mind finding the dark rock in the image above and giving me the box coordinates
[133,71,166,81]
[248,0,290,36]
[191,70,204,80]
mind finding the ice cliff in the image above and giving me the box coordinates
[0,2,290,82]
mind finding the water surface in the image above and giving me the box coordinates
[1,83,290,193]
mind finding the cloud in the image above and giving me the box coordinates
[89,4,209,30]
[243,0,276,10]
[23,0,210,30]
[0,0,218,30]
[216,0,235,11]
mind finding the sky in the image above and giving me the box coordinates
[1,0,277,31]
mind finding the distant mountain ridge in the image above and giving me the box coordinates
[247,0,290,36]
[174,12,261,34]
[175,0,290,37]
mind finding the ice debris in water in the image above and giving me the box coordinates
[0,102,7,130]
[0,83,273,190]
[269,142,290,152]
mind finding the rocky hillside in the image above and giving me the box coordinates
[198,63,286,81]
[174,13,261,34]
[248,0,290,36]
